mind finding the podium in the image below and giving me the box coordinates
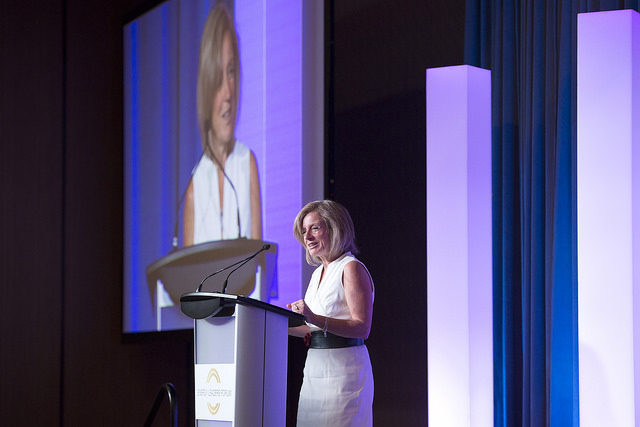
[146,239,277,330]
[181,292,303,426]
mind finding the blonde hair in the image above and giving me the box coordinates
[293,200,359,266]
[196,3,240,157]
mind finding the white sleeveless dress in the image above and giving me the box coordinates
[192,140,252,243]
[298,252,375,426]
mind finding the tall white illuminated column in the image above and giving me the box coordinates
[578,10,640,426]
[426,65,493,426]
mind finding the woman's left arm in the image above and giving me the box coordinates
[306,261,374,340]
[249,151,262,239]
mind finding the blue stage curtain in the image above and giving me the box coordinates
[465,1,638,426]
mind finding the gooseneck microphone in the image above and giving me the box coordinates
[206,143,242,239]
[196,244,271,293]
[221,244,271,294]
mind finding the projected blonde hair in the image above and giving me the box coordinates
[196,3,240,156]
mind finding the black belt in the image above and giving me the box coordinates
[309,331,364,349]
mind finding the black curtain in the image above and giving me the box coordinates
[465,0,639,425]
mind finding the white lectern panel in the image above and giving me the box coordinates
[193,300,289,426]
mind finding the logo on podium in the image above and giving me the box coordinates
[195,364,236,421]
[207,368,221,415]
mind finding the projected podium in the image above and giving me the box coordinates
[181,292,303,426]
[146,239,277,330]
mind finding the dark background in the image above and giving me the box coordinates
[0,0,464,425]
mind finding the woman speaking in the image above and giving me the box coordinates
[288,200,375,426]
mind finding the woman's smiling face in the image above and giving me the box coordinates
[302,211,330,261]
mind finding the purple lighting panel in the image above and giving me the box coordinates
[578,10,640,425]
[426,65,493,426]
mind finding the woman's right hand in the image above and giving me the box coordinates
[288,324,311,338]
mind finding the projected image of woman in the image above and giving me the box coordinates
[184,3,261,245]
